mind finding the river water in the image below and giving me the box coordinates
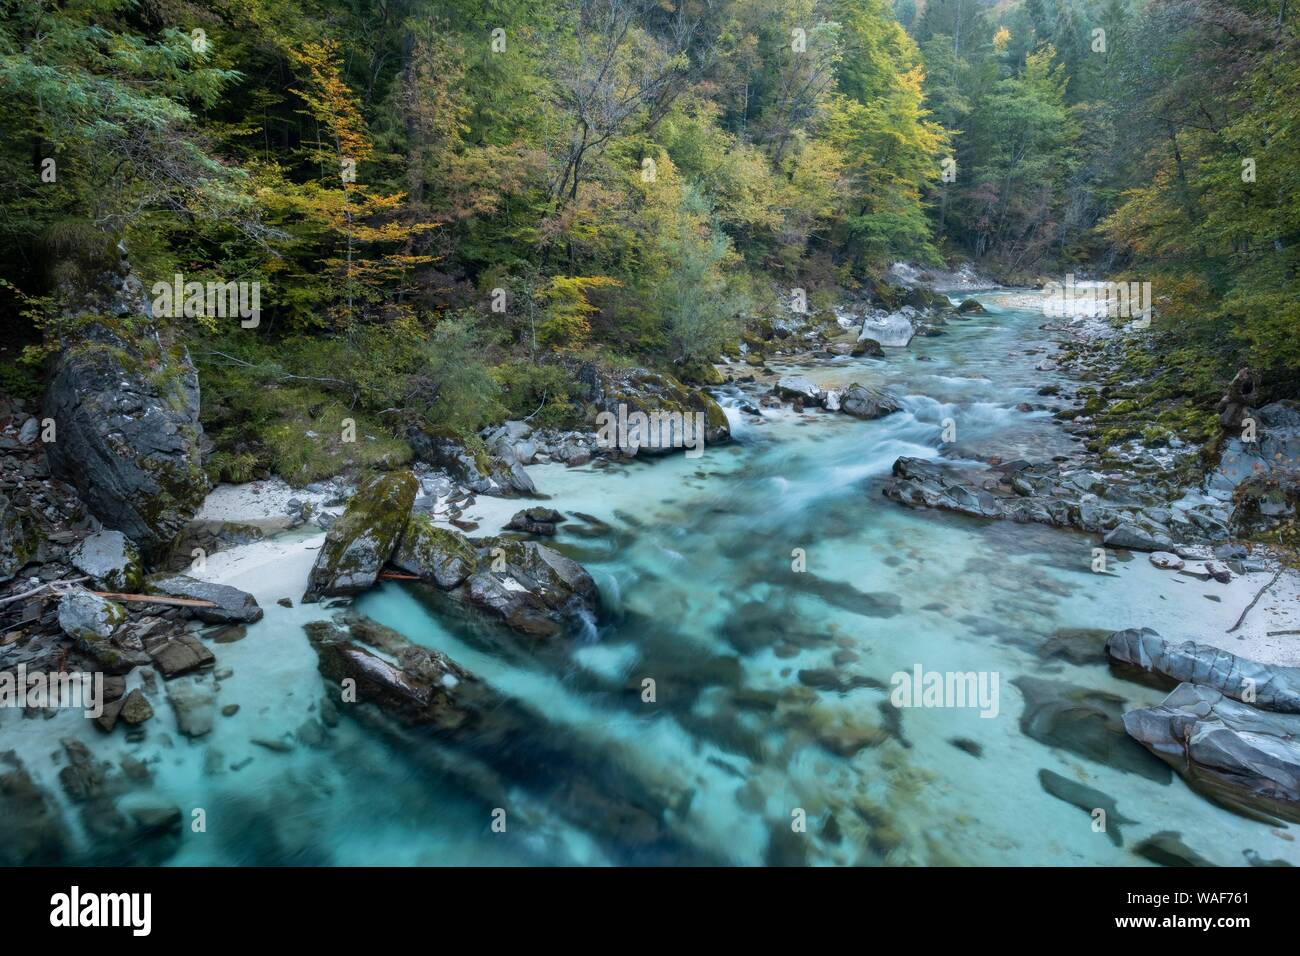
[15,290,1298,866]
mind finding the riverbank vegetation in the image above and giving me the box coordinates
[0,0,1296,481]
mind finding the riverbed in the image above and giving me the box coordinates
[13,289,1297,866]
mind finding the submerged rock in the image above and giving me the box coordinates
[42,322,207,562]
[1123,683,1300,822]
[303,470,418,602]
[145,572,262,623]
[1106,628,1300,713]
[1037,768,1136,847]
[505,507,566,536]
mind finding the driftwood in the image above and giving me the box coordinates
[0,576,90,607]
[1227,569,1282,633]
[377,571,420,581]
[92,592,218,608]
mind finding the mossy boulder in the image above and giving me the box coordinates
[0,493,43,583]
[955,298,986,314]
[392,514,480,589]
[43,321,207,563]
[302,470,418,602]
[575,363,730,457]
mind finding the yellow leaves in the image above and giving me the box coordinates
[993,27,1011,54]
[538,275,622,349]
[288,40,372,165]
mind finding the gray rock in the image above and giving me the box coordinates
[858,311,915,348]
[775,377,824,407]
[838,383,901,420]
[68,530,143,592]
[1106,628,1300,713]
[1103,521,1172,552]
[57,587,126,641]
[1148,551,1185,570]
[407,428,535,496]
[17,417,38,444]
[145,573,262,623]
[1122,683,1300,821]
[42,322,207,562]
[149,632,215,678]
[451,536,600,638]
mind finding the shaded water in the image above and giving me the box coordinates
[13,292,1297,865]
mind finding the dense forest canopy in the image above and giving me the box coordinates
[1,0,1296,483]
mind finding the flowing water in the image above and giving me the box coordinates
[13,291,1299,866]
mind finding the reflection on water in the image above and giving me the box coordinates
[15,292,1296,866]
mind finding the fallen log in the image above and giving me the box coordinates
[92,592,218,609]
[377,571,421,581]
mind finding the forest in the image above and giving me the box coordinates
[1,0,1296,482]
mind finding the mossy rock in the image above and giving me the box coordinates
[302,470,418,601]
[392,514,480,589]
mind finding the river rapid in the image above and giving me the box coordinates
[12,289,1298,866]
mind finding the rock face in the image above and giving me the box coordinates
[303,471,418,602]
[68,530,143,592]
[408,426,535,496]
[43,322,208,563]
[1122,683,1300,821]
[145,573,263,624]
[1107,628,1300,713]
[838,384,901,420]
[574,363,730,456]
[0,492,42,583]
[858,311,915,348]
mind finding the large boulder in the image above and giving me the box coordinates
[838,384,901,420]
[1106,628,1300,713]
[144,572,263,624]
[451,537,599,637]
[574,363,730,457]
[858,311,915,348]
[42,322,207,563]
[1122,683,1300,821]
[0,492,42,584]
[68,530,143,592]
[407,427,534,496]
[57,587,126,641]
[303,471,418,602]
[391,514,479,589]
